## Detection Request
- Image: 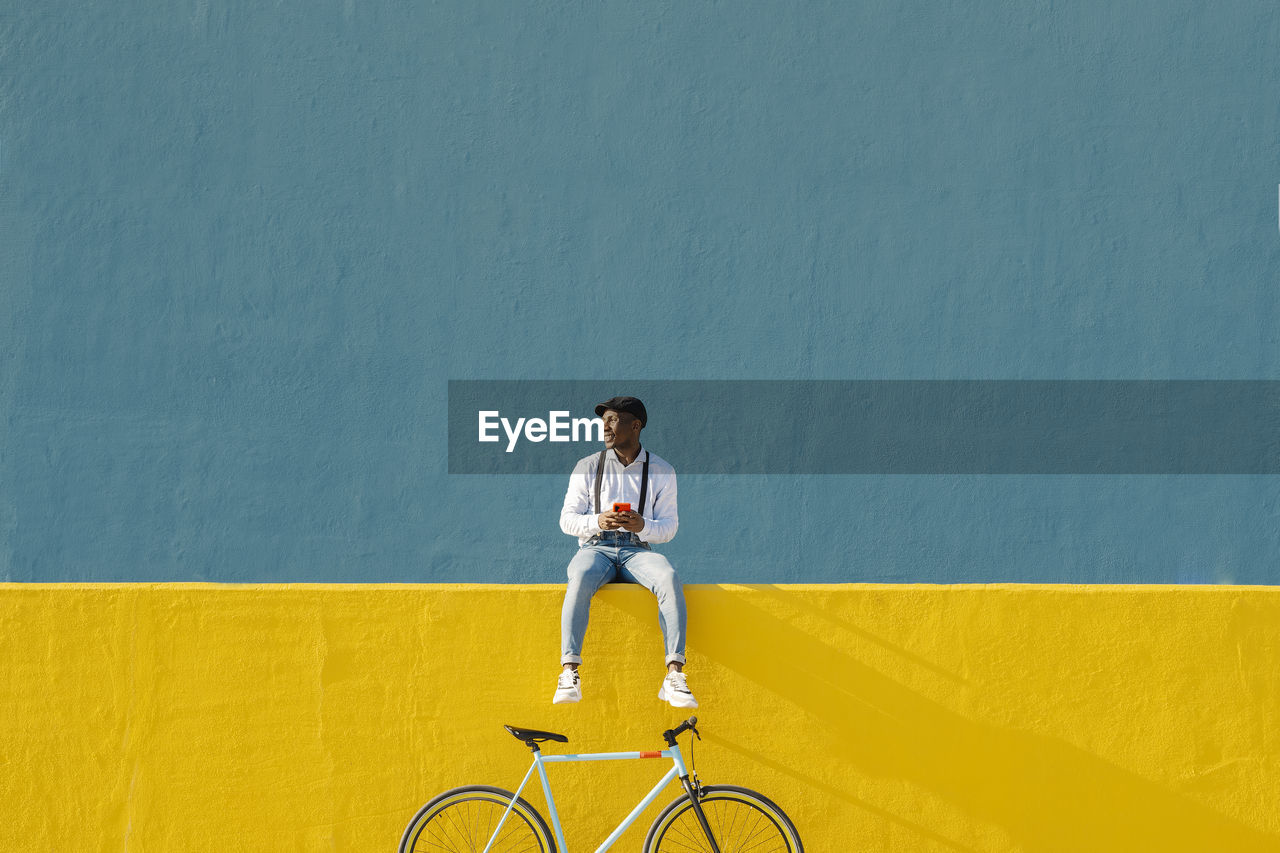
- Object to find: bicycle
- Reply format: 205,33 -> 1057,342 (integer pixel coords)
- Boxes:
398,716 -> 803,852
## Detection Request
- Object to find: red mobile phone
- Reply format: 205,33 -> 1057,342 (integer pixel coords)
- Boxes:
612,502 -> 631,513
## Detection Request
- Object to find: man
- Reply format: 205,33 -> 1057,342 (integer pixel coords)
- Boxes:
553,396 -> 697,709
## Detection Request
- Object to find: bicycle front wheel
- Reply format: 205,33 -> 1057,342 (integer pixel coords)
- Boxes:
644,785 -> 803,853
398,784 -> 557,853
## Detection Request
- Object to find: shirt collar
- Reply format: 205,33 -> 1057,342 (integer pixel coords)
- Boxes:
609,445 -> 646,468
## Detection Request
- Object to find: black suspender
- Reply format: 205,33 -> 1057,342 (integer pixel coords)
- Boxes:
593,449 -> 607,514
637,451 -> 650,516
593,449 -> 651,516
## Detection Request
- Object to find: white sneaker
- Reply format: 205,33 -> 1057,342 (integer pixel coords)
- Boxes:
553,669 -> 581,704
658,671 -> 698,709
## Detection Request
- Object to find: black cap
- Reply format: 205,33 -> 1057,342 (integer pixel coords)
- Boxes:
594,396 -> 647,427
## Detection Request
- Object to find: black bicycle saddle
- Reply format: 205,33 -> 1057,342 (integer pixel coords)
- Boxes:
504,725 -> 569,745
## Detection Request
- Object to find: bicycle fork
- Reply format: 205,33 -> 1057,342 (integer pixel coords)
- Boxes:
678,772 -> 722,853
662,719 -> 722,853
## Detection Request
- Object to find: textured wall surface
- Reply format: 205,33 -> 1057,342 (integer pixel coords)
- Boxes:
2,584 -> 1278,852
6,4 -> 1280,850
4,2 -> 1279,583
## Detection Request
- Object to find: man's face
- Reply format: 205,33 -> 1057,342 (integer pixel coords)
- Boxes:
601,409 -> 641,448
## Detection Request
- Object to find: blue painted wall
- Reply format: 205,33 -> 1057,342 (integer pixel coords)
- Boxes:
4,2 -> 1278,582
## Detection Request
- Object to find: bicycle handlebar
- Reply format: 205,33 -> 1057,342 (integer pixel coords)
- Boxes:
662,716 -> 699,747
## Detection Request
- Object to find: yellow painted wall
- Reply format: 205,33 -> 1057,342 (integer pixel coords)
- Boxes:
2,584 -> 1278,852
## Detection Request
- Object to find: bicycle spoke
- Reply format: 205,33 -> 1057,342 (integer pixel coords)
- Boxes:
663,807 -> 714,852
482,799 -> 494,849
654,794 -> 795,853
407,793 -> 547,853
417,838 -> 460,853
725,798 -> 745,847
425,816 -> 461,852
735,808 -> 779,853
440,804 -> 471,849
426,819 -> 467,853
678,824 -> 711,850
731,801 -> 762,849
482,803 -> 510,851
662,830 -> 712,853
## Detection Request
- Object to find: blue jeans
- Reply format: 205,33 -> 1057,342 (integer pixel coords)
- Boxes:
560,531 -> 687,667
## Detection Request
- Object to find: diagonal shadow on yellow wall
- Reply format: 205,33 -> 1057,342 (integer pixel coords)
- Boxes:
603,584 -> 1280,853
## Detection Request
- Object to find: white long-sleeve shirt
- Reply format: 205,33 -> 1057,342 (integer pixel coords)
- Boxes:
559,447 -> 678,545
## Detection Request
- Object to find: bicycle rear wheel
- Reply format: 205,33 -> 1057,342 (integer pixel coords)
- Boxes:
643,785 -> 803,853
398,784 -> 556,853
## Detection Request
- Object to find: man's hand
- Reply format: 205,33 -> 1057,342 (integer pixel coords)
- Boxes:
617,511 -> 645,532
598,511 -> 645,532
598,511 -> 626,530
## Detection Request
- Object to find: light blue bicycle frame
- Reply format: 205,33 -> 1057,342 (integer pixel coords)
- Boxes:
481,742 -> 692,853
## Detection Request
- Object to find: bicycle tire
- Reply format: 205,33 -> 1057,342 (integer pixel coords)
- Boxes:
398,784 -> 557,853
643,784 -> 803,853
